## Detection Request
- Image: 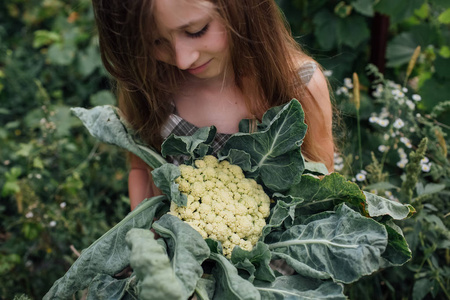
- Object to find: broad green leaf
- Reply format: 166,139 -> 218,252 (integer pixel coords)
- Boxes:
126,228 -> 183,300
416,183 -> 446,196
43,196 -> 167,300
351,0 -> 375,17
89,90 -> 116,106
261,196 -> 305,240
50,105 -> 79,138
221,99 -> 307,192
153,214 -> 210,298
218,149 -> 254,172
364,192 -> 414,220
364,181 -> 399,191
231,242 -> 275,283
386,32 -> 418,67
313,9 -> 339,50
438,8 -> 450,24
195,277 -> 216,300
161,126 -> 216,162
86,274 -> 137,300
379,221 -> 412,267
412,278 -> 434,300
288,173 -> 366,215
375,0 -> 423,23
33,30 -> 61,48
47,42 -> 76,65
304,161 -> 329,175
254,275 -> 345,299
71,106 -> 166,170
209,252 -> 261,300
151,164 -> 187,206
268,204 -> 388,284
77,43 -> 102,77
338,15 -> 370,48
206,238 -> 223,255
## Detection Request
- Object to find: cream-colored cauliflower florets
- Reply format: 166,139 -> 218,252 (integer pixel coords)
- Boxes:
169,155 -> 271,258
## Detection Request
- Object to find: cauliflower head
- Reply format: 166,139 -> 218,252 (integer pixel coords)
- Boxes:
169,155 -> 271,257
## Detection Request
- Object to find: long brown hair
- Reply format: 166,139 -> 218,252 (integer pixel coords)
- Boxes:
92,0 -> 333,163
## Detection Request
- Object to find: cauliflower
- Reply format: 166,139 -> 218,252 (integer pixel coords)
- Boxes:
169,155 -> 271,258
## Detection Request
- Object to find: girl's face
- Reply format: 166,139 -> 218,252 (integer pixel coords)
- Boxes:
153,0 -> 231,80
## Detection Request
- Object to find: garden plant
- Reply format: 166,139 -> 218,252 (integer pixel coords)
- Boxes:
0,0 -> 449,299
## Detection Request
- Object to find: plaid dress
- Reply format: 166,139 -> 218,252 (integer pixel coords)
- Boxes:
161,62 -> 317,168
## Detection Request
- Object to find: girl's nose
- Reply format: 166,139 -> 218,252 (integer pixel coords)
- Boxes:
173,39 -> 199,70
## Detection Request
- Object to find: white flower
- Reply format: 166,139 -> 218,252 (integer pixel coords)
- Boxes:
49,221 -> 57,227
334,164 -> 344,171
412,94 -> 422,101
378,145 -> 388,152
402,87 -> 408,93
409,127 -> 415,133
370,189 -> 378,195
392,89 -> 405,98
406,100 -> 415,110
35,174 -> 42,179
26,212 -> 34,218
369,116 -> 379,123
421,163 -> 431,172
344,78 -> 353,89
400,137 -> 412,148
416,113 -> 421,118
372,85 -> 384,98
60,202 -> 67,209
356,173 -> 366,182
383,134 -> 390,141
385,191 -> 393,197
377,119 -> 389,127
380,107 -> 389,119
421,157 -> 429,164
397,159 -> 408,169
323,70 -> 333,77
393,118 -> 405,129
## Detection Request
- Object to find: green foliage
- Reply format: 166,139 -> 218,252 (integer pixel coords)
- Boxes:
335,64 -> 450,299
45,100 -> 413,299
0,1 -> 129,299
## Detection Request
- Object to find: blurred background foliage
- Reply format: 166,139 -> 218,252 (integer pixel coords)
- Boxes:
0,0 -> 449,299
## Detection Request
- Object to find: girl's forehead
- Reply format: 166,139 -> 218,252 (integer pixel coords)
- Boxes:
153,0 -> 214,32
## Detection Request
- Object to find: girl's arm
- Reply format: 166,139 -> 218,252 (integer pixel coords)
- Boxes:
305,68 -> 335,173
128,154 -> 162,211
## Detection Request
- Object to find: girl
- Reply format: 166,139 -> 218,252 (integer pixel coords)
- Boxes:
92,0 -> 335,211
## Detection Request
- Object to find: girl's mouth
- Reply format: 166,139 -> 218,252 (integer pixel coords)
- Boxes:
187,59 -> 212,75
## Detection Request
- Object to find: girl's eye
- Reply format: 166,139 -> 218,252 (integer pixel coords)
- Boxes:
186,24 -> 209,38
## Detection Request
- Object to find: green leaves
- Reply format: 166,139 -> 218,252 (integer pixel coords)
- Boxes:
254,275 -> 345,299
71,106 -> 167,170
151,164 -> 187,206
161,126 -> 217,164
268,204 -> 388,284
126,228 -> 183,300
221,99 -> 307,192
43,196 -> 167,300
67,97 -> 416,299
209,252 -> 261,300
153,214 -> 210,298
364,191 -> 414,219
